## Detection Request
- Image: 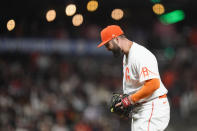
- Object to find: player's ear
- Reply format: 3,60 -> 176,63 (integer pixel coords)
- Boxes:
112,37 -> 118,44
114,37 -> 121,46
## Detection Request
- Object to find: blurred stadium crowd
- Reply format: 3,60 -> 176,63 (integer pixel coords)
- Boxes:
0,20 -> 197,131
1,0 -> 197,131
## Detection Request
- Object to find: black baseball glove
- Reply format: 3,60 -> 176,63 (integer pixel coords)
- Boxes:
110,93 -> 132,118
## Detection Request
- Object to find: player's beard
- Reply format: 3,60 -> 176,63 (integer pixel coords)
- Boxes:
111,42 -> 123,58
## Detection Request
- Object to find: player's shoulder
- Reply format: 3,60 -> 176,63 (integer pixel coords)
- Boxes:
131,42 -> 152,55
130,42 -> 156,60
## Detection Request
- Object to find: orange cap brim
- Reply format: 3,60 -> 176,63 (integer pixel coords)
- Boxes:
97,39 -> 111,48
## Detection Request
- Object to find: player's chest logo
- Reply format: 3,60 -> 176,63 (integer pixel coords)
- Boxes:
125,67 -> 130,82
124,66 -> 139,87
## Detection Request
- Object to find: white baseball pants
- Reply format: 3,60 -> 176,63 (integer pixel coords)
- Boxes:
131,97 -> 170,131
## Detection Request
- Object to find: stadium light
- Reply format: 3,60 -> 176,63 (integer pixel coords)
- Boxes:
46,9 -> 56,22
7,19 -> 15,31
152,3 -> 165,15
111,9 -> 124,21
87,0 -> 98,12
159,10 -> 185,25
72,14 -> 83,26
65,4 -> 77,16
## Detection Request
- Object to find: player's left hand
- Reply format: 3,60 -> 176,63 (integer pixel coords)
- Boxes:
110,93 -> 133,118
115,95 -> 132,108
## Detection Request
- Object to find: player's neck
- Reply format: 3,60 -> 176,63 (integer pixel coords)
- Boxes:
124,40 -> 133,56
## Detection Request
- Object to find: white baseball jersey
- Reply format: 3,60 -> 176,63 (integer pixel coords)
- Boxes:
123,42 -> 168,103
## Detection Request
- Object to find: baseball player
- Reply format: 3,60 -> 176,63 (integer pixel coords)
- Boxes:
97,25 -> 170,131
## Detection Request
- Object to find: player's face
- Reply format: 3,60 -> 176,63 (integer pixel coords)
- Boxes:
105,39 -> 122,57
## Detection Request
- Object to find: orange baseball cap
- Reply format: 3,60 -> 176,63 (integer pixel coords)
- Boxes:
97,25 -> 124,48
